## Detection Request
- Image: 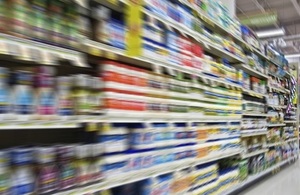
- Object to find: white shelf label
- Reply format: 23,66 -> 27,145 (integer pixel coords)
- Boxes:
0,40 -> 8,54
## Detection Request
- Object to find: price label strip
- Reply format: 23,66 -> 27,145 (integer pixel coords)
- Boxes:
0,39 -> 8,54
7,42 -> 20,56
29,48 -> 42,62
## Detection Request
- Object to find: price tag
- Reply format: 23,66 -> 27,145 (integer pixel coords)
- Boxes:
75,56 -> 88,67
105,51 -> 117,60
7,42 -> 20,56
168,68 -> 176,76
0,40 -> 8,54
90,47 -> 102,56
102,189 -> 112,195
47,52 -> 59,65
17,46 -> 30,61
168,122 -> 175,131
153,64 -> 162,74
191,74 -> 197,82
145,121 -> 152,129
108,0 -> 118,5
87,123 -> 98,132
28,48 -> 42,62
102,122 -> 111,132
187,121 -> 193,131
203,41 -> 210,49
18,121 -> 34,127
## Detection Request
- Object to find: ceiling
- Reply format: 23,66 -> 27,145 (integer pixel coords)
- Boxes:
236,0 -> 300,54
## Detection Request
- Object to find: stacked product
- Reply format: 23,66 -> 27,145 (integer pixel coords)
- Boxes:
100,122 -> 197,184
100,60 -> 242,117
246,54 -> 265,74
1,0 -> 80,48
0,66 -> 102,121
241,118 -> 267,137
241,71 -> 266,94
99,122 -> 241,185
240,26 -> 261,51
88,0 -> 244,62
0,144 -> 102,194
265,46 -> 288,69
243,101 -> 265,114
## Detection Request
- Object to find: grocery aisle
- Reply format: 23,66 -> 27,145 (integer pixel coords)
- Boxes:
239,160 -> 300,195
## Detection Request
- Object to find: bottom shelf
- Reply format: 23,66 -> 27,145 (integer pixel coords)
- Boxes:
221,157 -> 298,195
55,150 -> 241,195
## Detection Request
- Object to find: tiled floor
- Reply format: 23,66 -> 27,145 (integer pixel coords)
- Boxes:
239,160 -> 300,195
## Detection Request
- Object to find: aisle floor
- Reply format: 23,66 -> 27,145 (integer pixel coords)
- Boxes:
239,160 -> 300,195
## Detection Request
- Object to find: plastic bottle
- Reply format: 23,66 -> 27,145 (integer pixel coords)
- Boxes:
29,0 -> 48,41
36,66 -> 56,120
0,67 -> 11,121
72,74 -> 91,115
88,143 -> 102,184
56,145 -> 76,191
0,0 -> 8,34
10,148 -> 35,195
0,151 -> 10,195
75,145 -> 90,186
7,0 -> 30,38
12,70 -> 35,121
35,147 -> 58,194
57,76 -> 74,119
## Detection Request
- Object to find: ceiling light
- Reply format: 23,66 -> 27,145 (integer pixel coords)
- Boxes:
256,28 -> 285,38
285,54 -> 300,58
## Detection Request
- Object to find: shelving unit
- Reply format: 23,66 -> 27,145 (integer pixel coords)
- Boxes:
0,0 -> 297,195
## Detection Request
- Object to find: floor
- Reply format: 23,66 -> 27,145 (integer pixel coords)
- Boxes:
239,160 -> 300,195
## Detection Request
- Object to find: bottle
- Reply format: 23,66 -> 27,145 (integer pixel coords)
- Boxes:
0,151 -> 10,195
57,76 -> 74,120
10,148 -> 35,195
12,70 -> 35,121
75,145 -> 90,186
56,145 -> 76,190
7,0 -> 30,38
36,66 -> 56,120
35,147 -> 59,194
72,74 -> 91,116
0,67 -> 11,121
88,143 -> 102,184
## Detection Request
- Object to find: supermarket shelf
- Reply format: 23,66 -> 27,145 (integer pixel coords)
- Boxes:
268,86 -> 289,94
0,115 -> 242,129
83,39 -> 242,90
0,121 -> 80,130
268,123 -> 286,127
0,33 -> 87,67
241,149 -> 268,159
267,142 -> 282,147
284,120 -> 297,124
242,113 -> 269,117
240,129 -> 267,137
268,104 -> 285,110
236,64 -> 268,79
54,150 -> 241,195
178,0 -> 278,67
193,150 -> 241,166
223,158 -> 295,195
82,112 -> 242,123
242,89 -> 267,99
286,138 -> 298,143
142,9 -> 245,64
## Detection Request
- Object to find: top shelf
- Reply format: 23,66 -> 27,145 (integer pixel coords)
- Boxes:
82,0 -> 290,71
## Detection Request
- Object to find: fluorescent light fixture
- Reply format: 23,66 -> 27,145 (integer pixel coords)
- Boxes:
285,54 -> 300,58
256,28 -> 285,38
